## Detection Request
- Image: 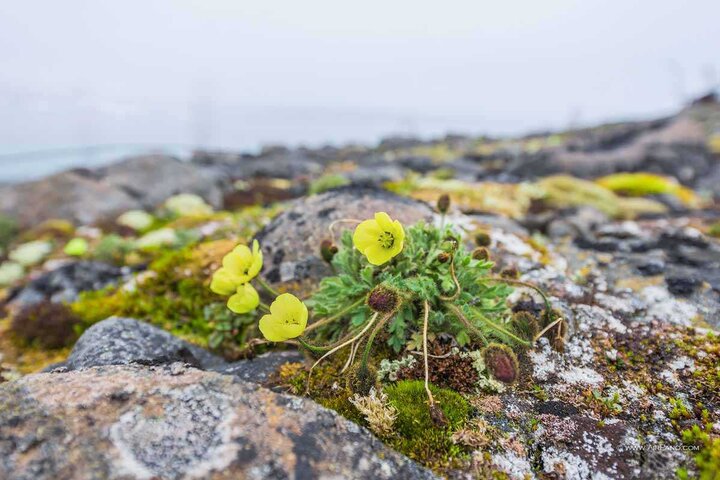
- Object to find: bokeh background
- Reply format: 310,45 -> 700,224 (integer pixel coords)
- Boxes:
1,0 -> 719,181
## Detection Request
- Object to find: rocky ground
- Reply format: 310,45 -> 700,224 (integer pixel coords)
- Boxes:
1,96 -> 720,479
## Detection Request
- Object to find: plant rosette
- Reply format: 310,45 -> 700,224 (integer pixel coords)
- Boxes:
208,209 -> 564,410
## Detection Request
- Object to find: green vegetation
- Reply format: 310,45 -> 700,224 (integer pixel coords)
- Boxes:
383,380 -> 470,466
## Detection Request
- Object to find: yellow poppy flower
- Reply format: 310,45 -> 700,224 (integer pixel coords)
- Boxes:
259,293 -> 308,342
227,283 -> 260,314
209,240 -> 263,295
352,212 -> 405,266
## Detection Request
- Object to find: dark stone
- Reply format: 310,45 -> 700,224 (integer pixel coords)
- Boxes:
64,317 -> 225,371
7,261 -> 127,307
211,350 -> 304,384
255,186 -> 433,295
636,258 -> 666,276
536,400 -> 580,418
665,276 -> 702,296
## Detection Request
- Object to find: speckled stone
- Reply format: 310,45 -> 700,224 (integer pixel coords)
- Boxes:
255,186 -> 433,294
0,364 -> 437,480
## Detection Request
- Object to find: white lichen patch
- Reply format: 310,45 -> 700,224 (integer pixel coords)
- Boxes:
529,339 -> 558,382
558,367 -> 604,386
491,230 -> 541,261
541,447 -> 592,479
573,304 -> 627,334
639,286 -> 699,325
492,451 -> 535,479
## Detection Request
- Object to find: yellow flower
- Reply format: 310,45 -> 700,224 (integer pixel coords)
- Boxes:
352,212 -> 405,266
227,283 -> 260,314
210,240 -> 263,295
259,293 -> 308,342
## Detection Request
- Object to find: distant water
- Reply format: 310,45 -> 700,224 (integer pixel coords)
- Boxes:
0,104 -> 528,184
0,145 -> 194,184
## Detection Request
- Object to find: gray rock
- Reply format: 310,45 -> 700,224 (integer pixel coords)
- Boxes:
255,186 -> 433,293
8,261 -> 126,307
65,317 -> 226,371
0,364 -> 437,480
211,350 -> 304,383
99,155 -> 226,209
0,155 -> 225,227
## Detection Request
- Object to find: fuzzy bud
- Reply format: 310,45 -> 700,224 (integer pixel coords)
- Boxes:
437,194 -> 451,214
474,231 -> 491,247
500,266 -> 519,279
320,239 -> 338,263
367,285 -> 399,313
430,404 -> 449,427
471,247 -> 490,261
511,311 -> 540,342
482,343 -> 519,384
437,252 -> 451,263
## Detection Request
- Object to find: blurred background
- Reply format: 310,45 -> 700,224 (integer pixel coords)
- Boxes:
1,0 -> 719,182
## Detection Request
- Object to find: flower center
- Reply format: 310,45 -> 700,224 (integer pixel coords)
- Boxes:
378,231 -> 395,249
284,315 -> 299,326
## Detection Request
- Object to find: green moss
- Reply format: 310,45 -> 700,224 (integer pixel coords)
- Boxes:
309,174 -> 350,195
709,222 -> 720,238
383,380 -> 470,467
72,242 -> 232,349
680,423 -> 720,480
0,214 -> 18,252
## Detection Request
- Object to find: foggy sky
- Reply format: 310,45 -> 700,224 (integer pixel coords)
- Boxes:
1,0 -> 718,152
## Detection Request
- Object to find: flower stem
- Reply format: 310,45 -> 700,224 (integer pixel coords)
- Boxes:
296,337 -> 332,355
422,300 -> 436,408
359,311 -> 393,368
305,297 -> 365,333
256,277 -> 281,297
258,302 -> 271,313
484,276 -> 553,323
439,255 -> 461,301
470,307 -> 532,347
306,312 -> 379,394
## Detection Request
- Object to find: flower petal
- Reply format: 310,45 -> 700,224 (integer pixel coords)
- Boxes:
364,244 -> 395,266
210,268 -> 240,296
374,211 -> 395,231
259,314 -> 288,342
353,219 -> 382,252
227,283 -> 259,313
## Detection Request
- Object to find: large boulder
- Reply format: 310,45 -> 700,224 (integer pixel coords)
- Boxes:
0,155 -> 225,227
63,317 -> 226,371
255,186 -> 434,291
7,261 -> 127,307
0,364 -> 437,480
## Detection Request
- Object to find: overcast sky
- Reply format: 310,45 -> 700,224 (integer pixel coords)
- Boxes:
1,0 -> 718,153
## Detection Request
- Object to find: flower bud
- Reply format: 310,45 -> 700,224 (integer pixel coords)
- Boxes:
474,231 -> 491,247
511,311 -> 540,342
367,285 -> 399,313
437,252 -> 451,263
500,266 -> 519,279
472,247 -> 490,261
437,194 -> 451,214
320,239 -> 338,263
482,343 -> 519,384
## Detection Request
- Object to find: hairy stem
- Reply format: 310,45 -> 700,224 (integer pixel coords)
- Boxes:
305,297 -> 366,333
359,311 -> 393,368
256,277 -> 281,298
470,307 -> 533,347
422,300 -> 435,407
534,317 -> 563,342
439,255 -> 461,301
306,312 -> 379,394
446,303 -> 487,345
483,277 -> 553,322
